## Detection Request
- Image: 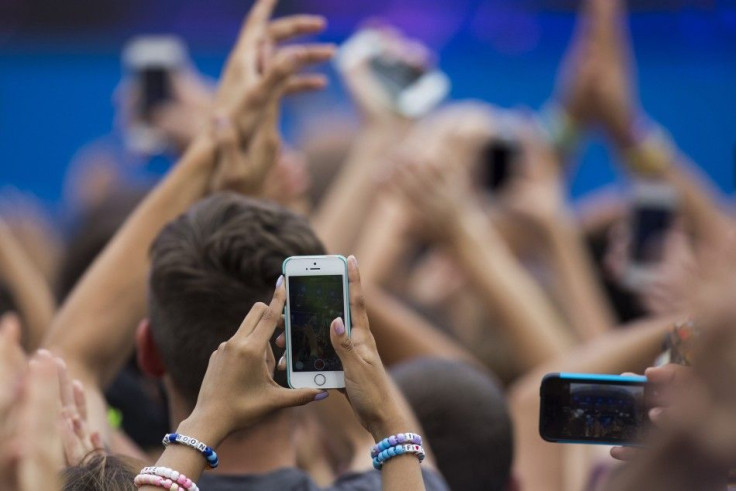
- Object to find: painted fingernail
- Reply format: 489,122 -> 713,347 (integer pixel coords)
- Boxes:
333,317 -> 345,336
348,255 -> 358,267
276,275 -> 284,288
314,391 -> 329,401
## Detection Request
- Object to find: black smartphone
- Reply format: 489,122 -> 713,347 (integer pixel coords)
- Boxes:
481,138 -> 520,192
539,373 -> 649,445
141,67 -> 171,119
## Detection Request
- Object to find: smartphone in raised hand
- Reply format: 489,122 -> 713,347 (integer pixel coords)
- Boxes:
122,35 -> 187,154
283,255 -> 350,389
625,180 -> 678,289
336,27 -> 449,118
539,373 -> 649,446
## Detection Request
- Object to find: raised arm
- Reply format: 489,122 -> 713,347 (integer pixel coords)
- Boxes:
503,129 -> 615,340
0,217 -> 56,351
393,154 -> 574,372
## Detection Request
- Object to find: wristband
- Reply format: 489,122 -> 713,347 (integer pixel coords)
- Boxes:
137,467 -> 199,491
537,102 -> 581,159
372,443 -> 426,470
162,433 -> 219,469
621,123 -> 675,177
371,432 -> 423,458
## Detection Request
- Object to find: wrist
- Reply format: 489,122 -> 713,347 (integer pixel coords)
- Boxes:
368,411 -> 414,443
177,408 -> 230,450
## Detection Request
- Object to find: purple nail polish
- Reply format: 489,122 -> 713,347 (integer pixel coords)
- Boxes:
333,317 -> 345,336
276,275 -> 284,288
314,391 -> 329,401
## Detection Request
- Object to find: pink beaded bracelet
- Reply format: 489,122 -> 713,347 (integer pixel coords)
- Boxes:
134,466 -> 199,491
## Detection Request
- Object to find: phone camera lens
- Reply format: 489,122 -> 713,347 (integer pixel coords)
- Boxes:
313,262 -> 316,265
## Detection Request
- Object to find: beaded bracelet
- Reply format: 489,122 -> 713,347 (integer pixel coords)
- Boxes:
136,467 -> 199,491
162,433 -> 219,469
372,443 -> 426,470
371,432 -> 423,458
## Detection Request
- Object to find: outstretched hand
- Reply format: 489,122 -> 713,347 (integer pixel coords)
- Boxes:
209,0 -> 334,194
555,0 -> 638,146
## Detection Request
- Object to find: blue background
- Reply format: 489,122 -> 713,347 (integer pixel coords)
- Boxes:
1,1 -> 735,208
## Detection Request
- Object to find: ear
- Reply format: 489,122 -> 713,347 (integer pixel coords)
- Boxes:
136,318 -> 166,377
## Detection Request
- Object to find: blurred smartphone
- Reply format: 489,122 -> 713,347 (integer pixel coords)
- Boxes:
122,36 -> 186,154
539,373 -> 649,445
480,138 -> 521,192
625,180 -> 678,288
336,28 -> 449,118
283,255 -> 350,389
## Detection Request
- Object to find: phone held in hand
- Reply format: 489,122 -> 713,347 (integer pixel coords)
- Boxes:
336,28 -> 450,118
122,35 -> 187,155
480,137 -> 521,193
625,180 -> 678,289
283,255 -> 350,389
539,373 -> 649,446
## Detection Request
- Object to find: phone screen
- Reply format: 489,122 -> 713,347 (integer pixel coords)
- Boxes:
540,376 -> 648,444
369,57 -> 424,99
631,205 -> 674,263
141,67 -> 171,118
481,139 -> 519,192
288,275 -> 344,372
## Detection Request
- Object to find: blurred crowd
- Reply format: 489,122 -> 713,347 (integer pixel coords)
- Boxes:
1,0 -> 736,490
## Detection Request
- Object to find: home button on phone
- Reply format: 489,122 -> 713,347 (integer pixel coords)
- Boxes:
314,374 -> 326,386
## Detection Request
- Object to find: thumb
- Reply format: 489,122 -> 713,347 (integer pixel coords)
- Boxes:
329,317 -> 354,364
276,387 -> 328,407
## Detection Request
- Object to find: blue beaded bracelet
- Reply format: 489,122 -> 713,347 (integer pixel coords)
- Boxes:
162,433 -> 219,469
372,443 -> 426,470
371,432 -> 422,458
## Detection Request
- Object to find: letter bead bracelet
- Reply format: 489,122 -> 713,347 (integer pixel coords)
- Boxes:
371,433 -> 425,470
162,433 -> 219,468
134,466 -> 199,490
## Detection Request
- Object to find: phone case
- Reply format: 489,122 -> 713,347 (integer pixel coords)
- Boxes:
282,255 -> 351,389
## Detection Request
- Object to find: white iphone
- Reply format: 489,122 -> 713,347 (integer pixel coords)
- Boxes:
283,255 -> 350,389
625,180 -> 678,289
335,28 -> 450,119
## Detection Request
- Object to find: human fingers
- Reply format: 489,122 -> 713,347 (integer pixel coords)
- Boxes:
268,15 -> 326,43
250,276 -> 287,345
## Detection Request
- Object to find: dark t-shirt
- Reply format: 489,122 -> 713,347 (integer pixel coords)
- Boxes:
198,467 -> 448,491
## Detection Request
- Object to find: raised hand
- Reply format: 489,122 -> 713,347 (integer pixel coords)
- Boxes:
209,0 -> 334,194
55,356 -> 104,466
328,256 -> 414,440
555,0 -> 638,146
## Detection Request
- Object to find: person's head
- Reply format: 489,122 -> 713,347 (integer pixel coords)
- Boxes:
139,193 -> 325,408
391,358 -> 515,491
62,454 -> 137,491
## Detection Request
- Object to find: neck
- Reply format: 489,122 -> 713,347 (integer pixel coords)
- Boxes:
169,391 -> 297,475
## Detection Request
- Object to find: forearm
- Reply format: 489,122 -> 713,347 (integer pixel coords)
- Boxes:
365,286 -> 481,368
452,209 -> 574,371
541,216 -> 615,340
0,222 -> 56,350
44,135 -> 216,388
313,124 -> 408,255
354,195 -> 414,286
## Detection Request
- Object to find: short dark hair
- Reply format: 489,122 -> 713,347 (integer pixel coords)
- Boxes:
391,358 -> 514,491
148,193 -> 325,404
63,454 -> 137,491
